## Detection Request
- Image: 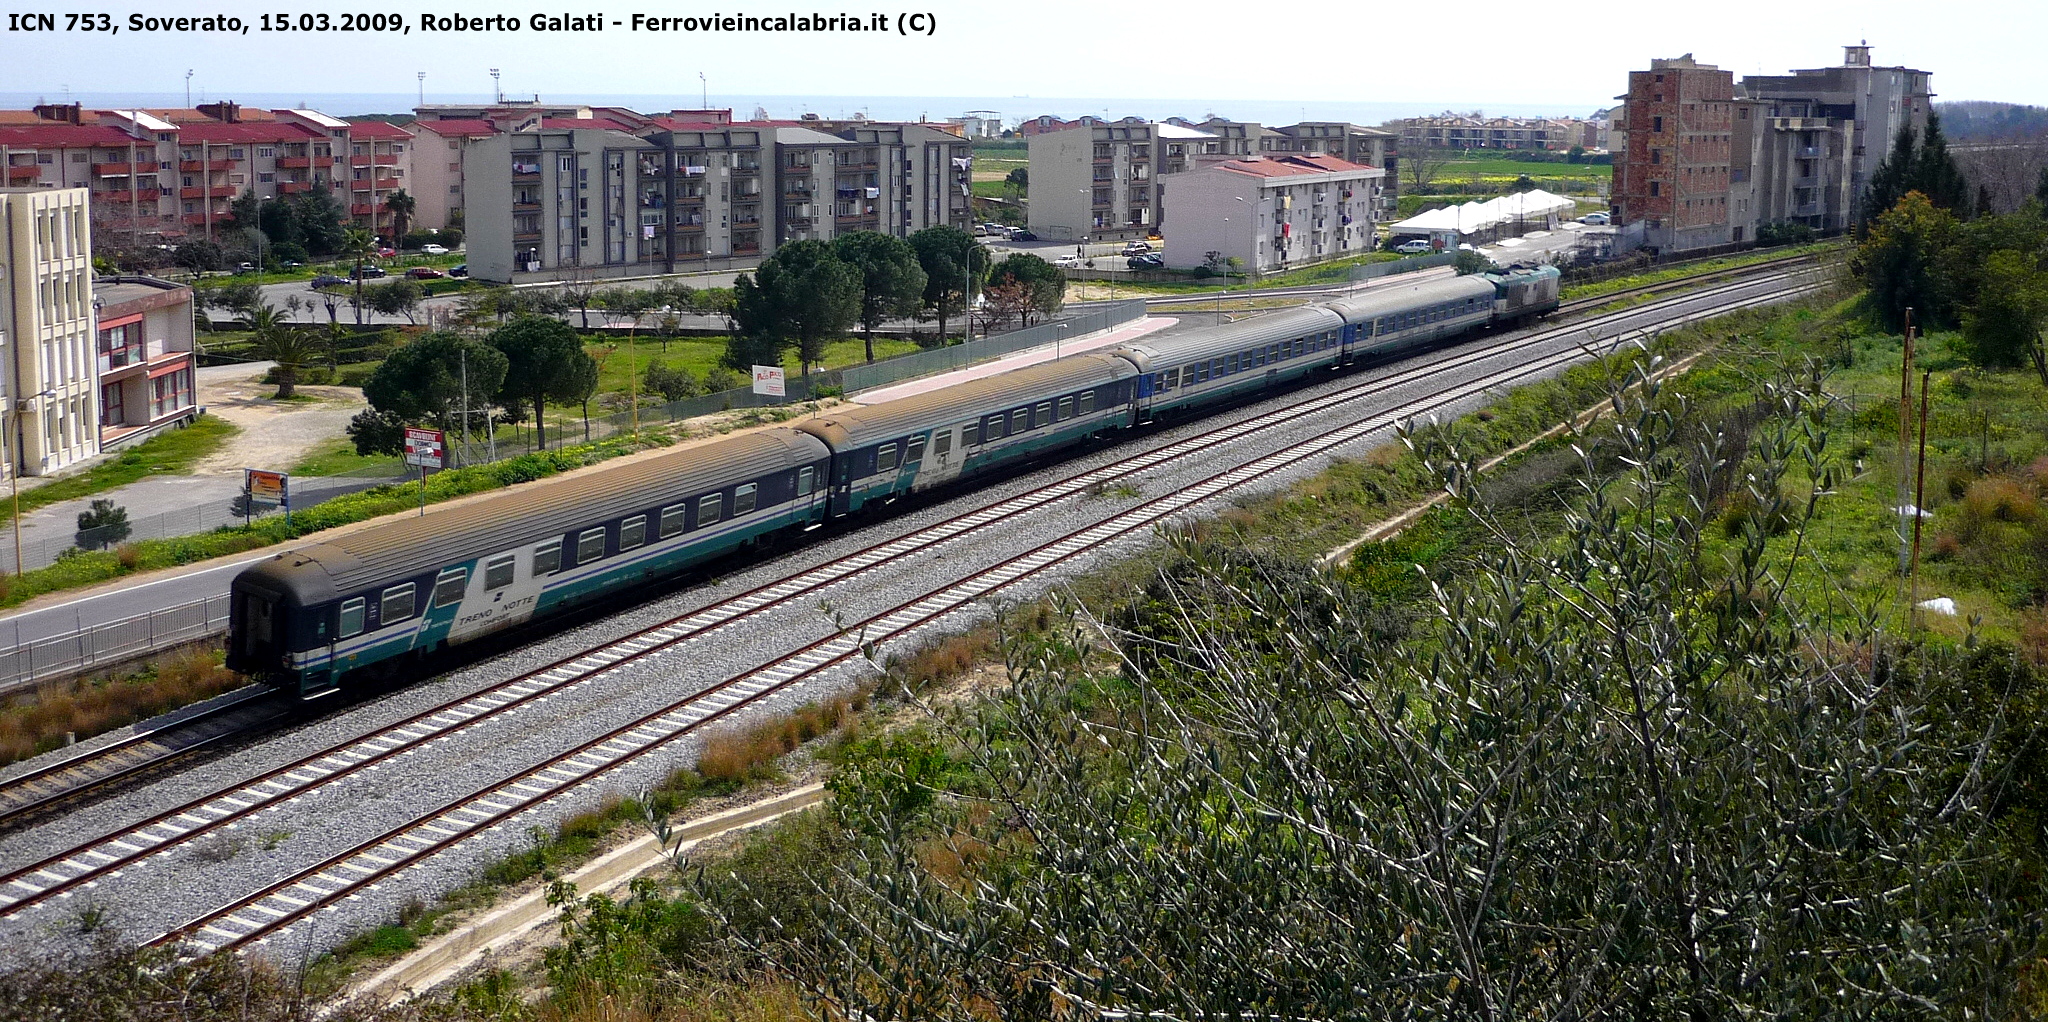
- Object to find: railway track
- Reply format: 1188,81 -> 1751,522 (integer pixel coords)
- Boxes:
0,689 -> 290,829
0,267 -> 1824,946
147,274 -> 1828,955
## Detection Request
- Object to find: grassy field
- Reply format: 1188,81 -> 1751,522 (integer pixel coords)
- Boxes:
583,334 -> 923,401
13,416 -> 238,514
290,437 -> 401,477
1563,242 -> 1848,303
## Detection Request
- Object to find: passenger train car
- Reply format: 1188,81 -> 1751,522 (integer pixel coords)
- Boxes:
230,265 -> 1559,697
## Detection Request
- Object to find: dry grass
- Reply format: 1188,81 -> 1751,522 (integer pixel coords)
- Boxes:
0,645 -> 243,766
696,687 -> 871,785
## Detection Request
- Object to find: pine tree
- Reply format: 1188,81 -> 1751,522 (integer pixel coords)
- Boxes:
1861,124 -> 1917,230
1911,112 -> 1972,213
2036,165 -> 2048,207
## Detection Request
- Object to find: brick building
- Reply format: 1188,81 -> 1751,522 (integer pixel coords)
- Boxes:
1613,55 -> 1739,252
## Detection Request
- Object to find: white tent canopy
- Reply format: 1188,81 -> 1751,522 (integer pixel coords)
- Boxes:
1389,189 -> 1577,238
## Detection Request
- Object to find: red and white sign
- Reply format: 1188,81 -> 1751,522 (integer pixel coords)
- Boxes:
404,427 -> 445,469
751,365 -> 785,398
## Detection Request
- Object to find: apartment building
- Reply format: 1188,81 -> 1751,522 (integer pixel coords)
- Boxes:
0,188 -> 99,478
1162,154 -> 1385,274
1613,55 -> 1739,252
1028,120 -> 1220,242
1266,122 -> 1400,205
93,276 -> 196,447
1739,44 -> 1933,218
1396,113 -> 1578,151
468,115 -> 975,283
410,120 -> 496,231
344,120 -> 416,239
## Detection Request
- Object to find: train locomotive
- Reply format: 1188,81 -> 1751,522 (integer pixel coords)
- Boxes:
230,265 -> 1559,697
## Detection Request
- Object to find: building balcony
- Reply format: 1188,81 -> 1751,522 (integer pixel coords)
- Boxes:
733,162 -> 762,174
783,188 -> 813,200
350,204 -> 382,217
180,159 -> 233,172
94,188 -> 160,204
673,221 -> 703,232
182,213 -> 214,225
349,154 -> 400,167
511,162 -> 542,178
732,246 -> 760,256
97,344 -> 148,375
93,161 -> 158,177
350,178 -> 401,191
278,181 -> 313,195
6,165 -> 40,180
514,230 -> 542,243
179,186 -> 235,199
277,156 -> 315,169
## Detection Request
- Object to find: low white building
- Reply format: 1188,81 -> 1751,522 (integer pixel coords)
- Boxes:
1161,154 -> 1384,274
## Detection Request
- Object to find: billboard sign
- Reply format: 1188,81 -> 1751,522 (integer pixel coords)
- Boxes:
404,427 -> 446,469
246,469 -> 288,507
751,365 -> 785,398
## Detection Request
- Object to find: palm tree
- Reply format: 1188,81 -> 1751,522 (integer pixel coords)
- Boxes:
246,303 -> 320,399
341,227 -> 373,325
383,189 -> 416,246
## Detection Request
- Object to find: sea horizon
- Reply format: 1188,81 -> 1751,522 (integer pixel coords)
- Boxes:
0,91 -> 1604,124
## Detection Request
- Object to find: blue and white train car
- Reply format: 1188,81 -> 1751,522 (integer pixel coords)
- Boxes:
1109,305 -> 1349,421
794,353 -> 1139,514
229,428 -> 832,698
1325,274 -> 1501,362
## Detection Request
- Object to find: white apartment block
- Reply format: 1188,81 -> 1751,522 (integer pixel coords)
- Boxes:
0,188 -> 99,478
1028,120 -> 1219,242
1162,155 -> 1386,275
468,116 -> 974,283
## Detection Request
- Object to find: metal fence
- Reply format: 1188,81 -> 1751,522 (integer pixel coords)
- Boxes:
1350,253 -> 1457,281
0,594 -> 230,697
447,300 -> 1151,462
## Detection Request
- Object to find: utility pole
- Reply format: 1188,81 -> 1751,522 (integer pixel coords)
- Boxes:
459,347 -> 469,467
1897,307 -> 1915,580
1909,370 -> 1931,628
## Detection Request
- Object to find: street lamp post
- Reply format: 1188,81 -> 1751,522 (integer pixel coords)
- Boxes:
10,389 -> 54,575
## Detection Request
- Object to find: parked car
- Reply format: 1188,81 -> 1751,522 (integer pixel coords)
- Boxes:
1008,230 -> 1037,241
375,246 -> 397,258
351,264 -> 388,279
310,274 -> 346,289
407,266 -> 446,279
1579,212 -> 1611,225
1123,240 -> 1154,255
1393,239 -> 1434,255
420,243 -> 449,255
1127,254 -> 1164,269
450,263 -> 468,278
1054,255 -> 1082,268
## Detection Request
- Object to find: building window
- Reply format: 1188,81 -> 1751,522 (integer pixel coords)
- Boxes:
1650,181 -> 1661,197
257,147 -> 275,158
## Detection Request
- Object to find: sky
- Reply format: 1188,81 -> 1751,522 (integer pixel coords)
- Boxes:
0,0 -> 2041,118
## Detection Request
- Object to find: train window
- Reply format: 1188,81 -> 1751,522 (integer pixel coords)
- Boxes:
620,515 -> 646,550
1210,357 -> 1223,378
905,436 -> 926,464
733,484 -> 758,515
381,583 -> 416,624
934,430 -> 953,456
1252,348 -> 1265,368
796,465 -> 817,495
484,555 -> 517,591
339,597 -> 366,638
533,541 -> 562,576
1078,390 -> 1096,415
962,420 -> 980,446
1057,396 -> 1073,420
984,414 -> 1004,440
431,567 -> 468,609
1010,409 -> 1029,433
1269,343 -> 1281,362
576,527 -> 607,564
1196,362 -> 1211,383
1035,401 -> 1053,425
660,505 -> 687,538
877,443 -> 900,473
698,493 -> 723,527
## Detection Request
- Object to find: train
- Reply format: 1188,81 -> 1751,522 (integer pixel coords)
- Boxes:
229,265 -> 1560,697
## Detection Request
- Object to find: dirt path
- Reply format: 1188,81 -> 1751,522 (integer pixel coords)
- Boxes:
193,363 -> 366,473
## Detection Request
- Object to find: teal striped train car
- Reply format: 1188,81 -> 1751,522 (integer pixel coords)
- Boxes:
231,429 -> 831,699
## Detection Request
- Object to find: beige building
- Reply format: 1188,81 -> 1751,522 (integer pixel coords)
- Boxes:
0,188 -> 100,478
409,119 -> 497,231
1162,154 -> 1385,274
93,276 -> 197,448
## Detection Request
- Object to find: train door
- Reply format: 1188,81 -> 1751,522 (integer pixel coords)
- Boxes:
234,590 -> 279,669
831,454 -> 855,515
795,463 -> 827,526
917,428 -> 967,490
448,550 -> 544,643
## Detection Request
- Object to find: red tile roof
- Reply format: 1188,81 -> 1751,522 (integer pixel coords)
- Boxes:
144,107 -> 278,123
346,121 -> 414,140
0,124 -> 144,147
541,117 -> 635,130
412,119 -> 498,138
177,122 -> 323,144
1212,153 -> 1374,178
